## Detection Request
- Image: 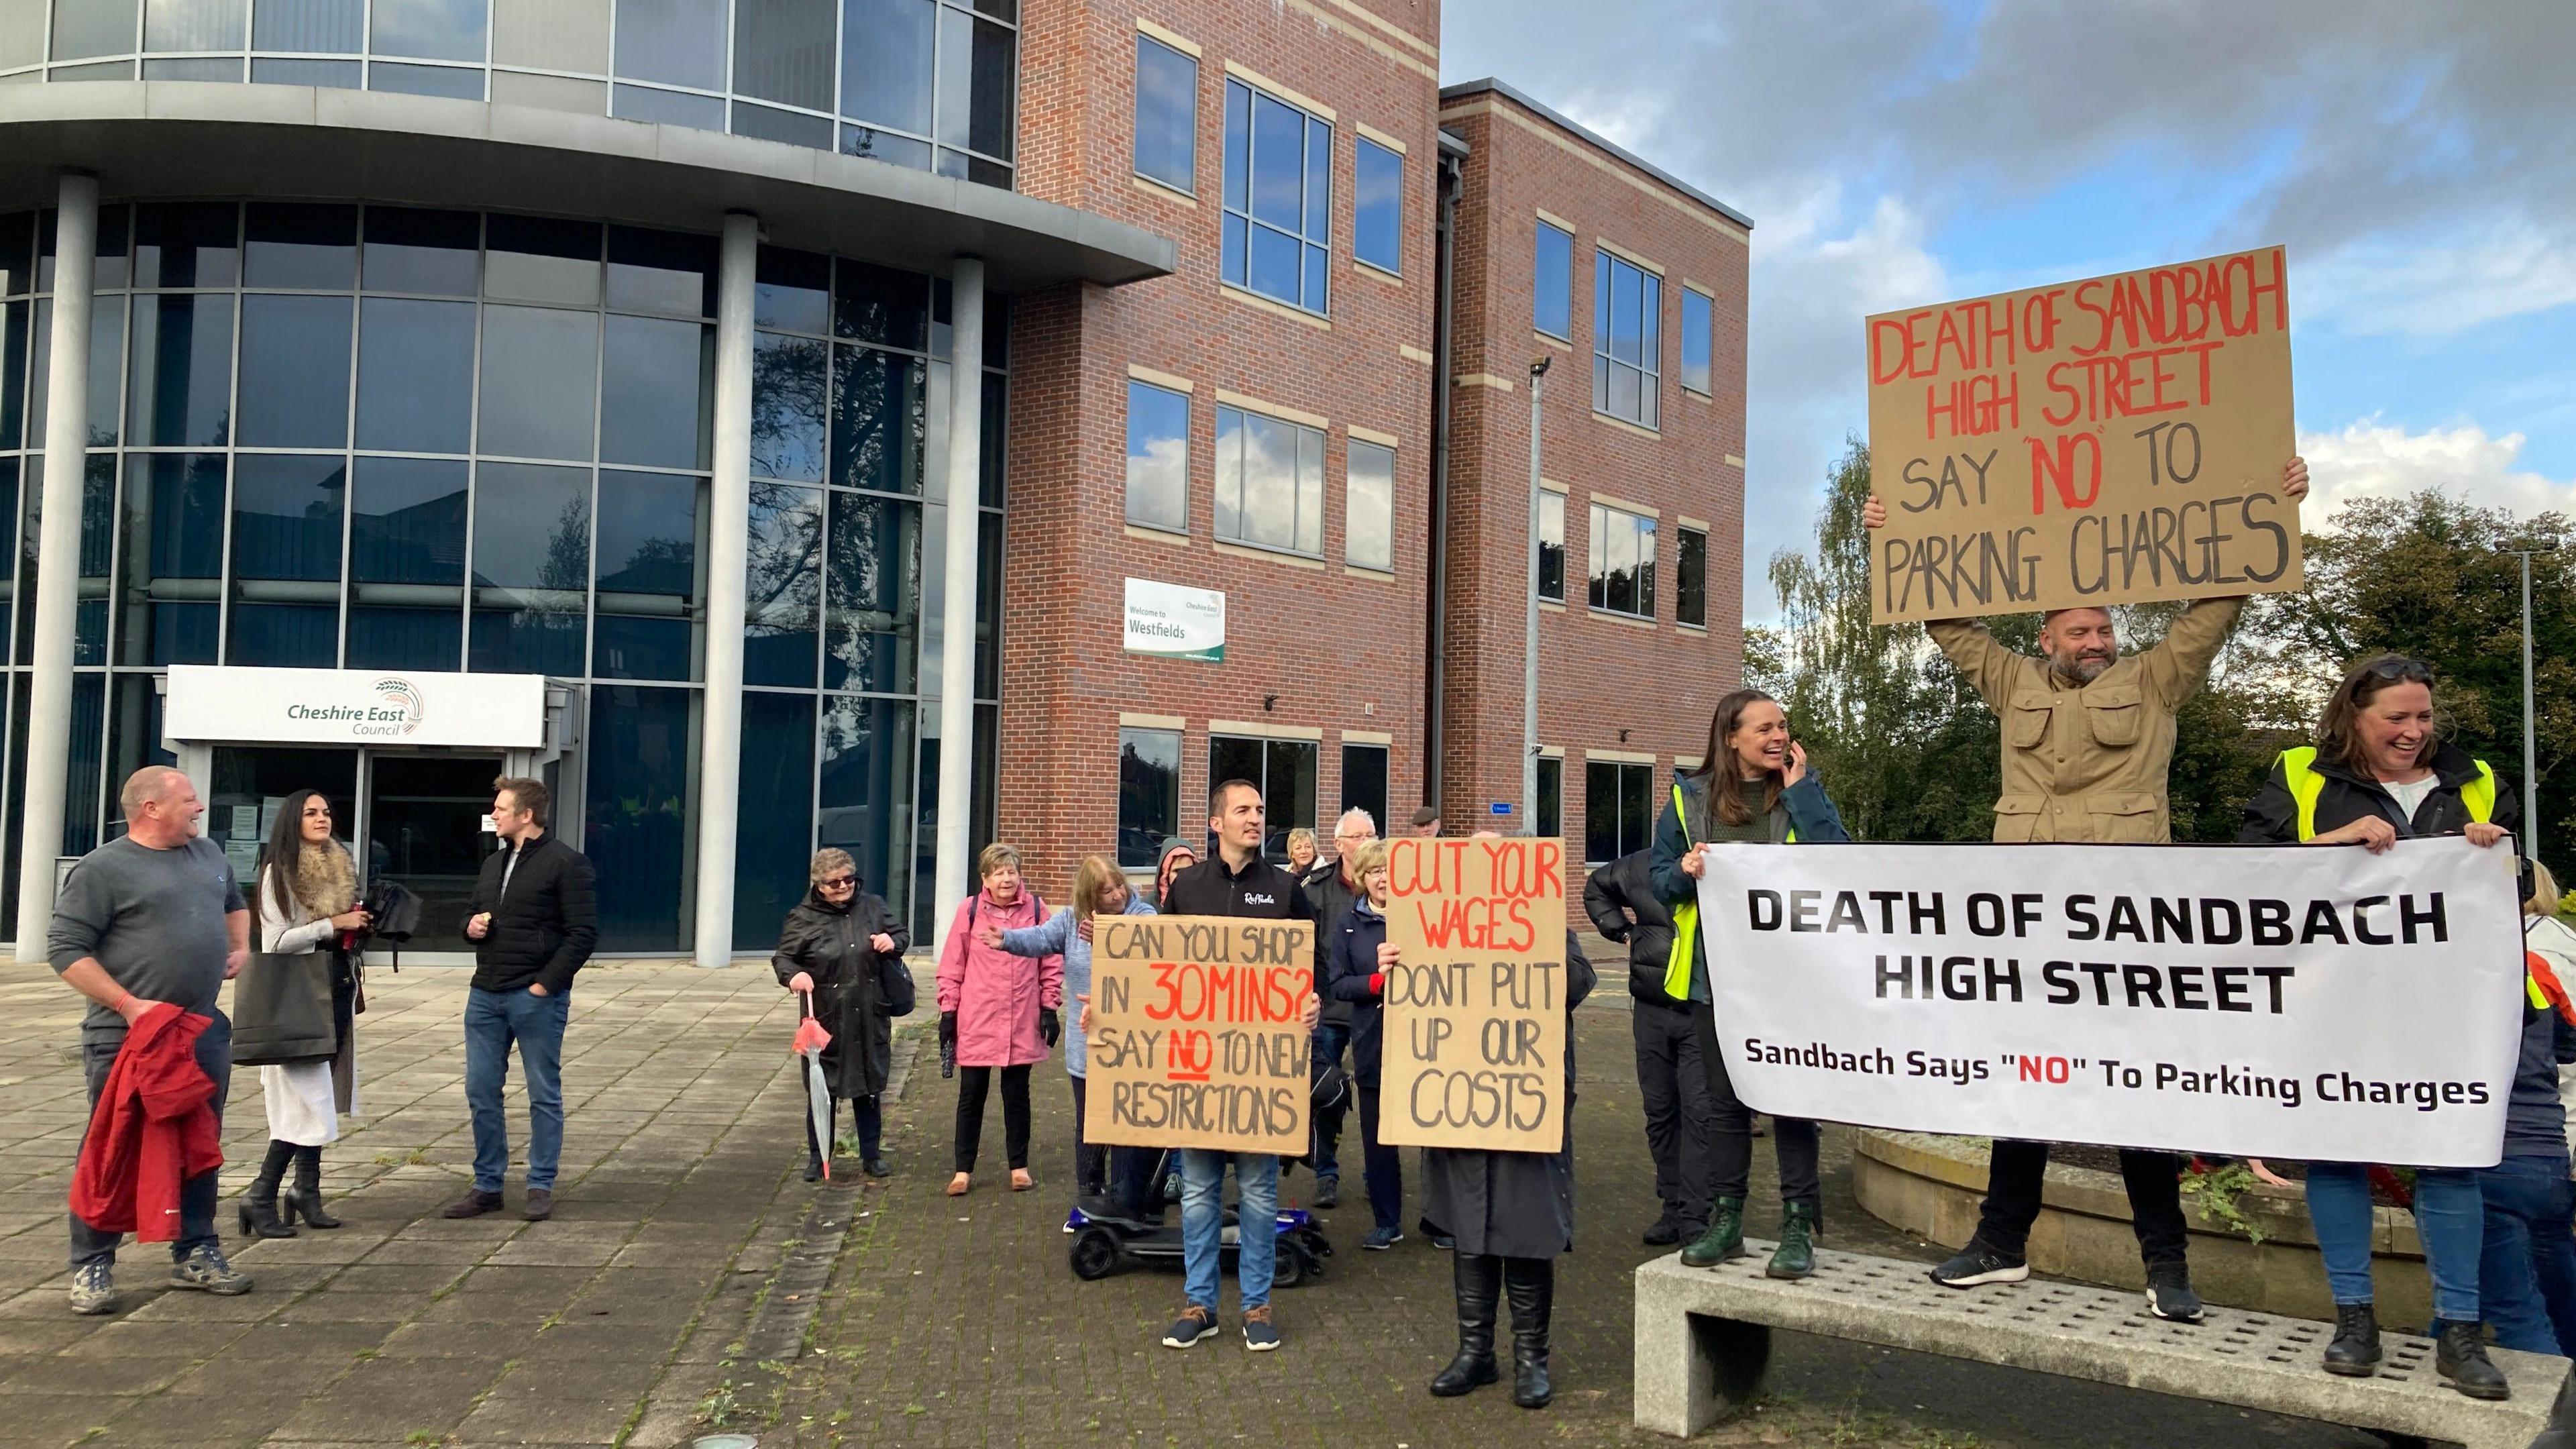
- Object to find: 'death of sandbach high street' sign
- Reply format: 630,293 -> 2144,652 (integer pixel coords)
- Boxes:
1865,247 -> 2301,625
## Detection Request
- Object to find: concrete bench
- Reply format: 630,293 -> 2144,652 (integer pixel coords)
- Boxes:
1635,1242 -> 2573,1449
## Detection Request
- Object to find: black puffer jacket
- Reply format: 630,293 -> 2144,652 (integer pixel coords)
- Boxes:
773,883 -> 911,1099
464,833 -> 598,996
1582,849 -> 1680,1007
1304,858 -> 1361,1027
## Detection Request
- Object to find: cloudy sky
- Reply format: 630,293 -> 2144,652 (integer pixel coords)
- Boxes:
1439,0 -> 2576,616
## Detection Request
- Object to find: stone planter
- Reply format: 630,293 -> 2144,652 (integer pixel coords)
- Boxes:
1851,1130 -> 2432,1325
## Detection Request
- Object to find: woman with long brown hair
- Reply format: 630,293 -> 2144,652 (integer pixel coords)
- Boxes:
238,789 -> 370,1237
1650,688 -> 1851,1279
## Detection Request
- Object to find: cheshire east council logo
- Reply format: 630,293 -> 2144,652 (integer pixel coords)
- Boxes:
372,677 -> 425,737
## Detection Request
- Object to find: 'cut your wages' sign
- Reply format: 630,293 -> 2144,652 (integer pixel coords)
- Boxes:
1379,837 -> 1569,1154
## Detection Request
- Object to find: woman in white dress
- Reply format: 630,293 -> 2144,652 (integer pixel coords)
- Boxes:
239,790 -> 370,1238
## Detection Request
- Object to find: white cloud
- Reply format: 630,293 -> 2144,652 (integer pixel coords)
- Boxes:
2300,219 -> 2576,339
2298,417 -> 2576,521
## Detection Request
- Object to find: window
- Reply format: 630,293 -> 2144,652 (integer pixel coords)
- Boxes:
1125,379 -> 1188,532
1585,759 -> 1653,865
1681,286 -> 1713,396
1340,743 -> 1387,833
1210,735 -> 1318,861
1213,404 -> 1323,557
1118,726 -> 1181,867
1537,490 -> 1564,602
1678,526 -> 1707,629
1354,137 -> 1401,274
1534,221 -> 1572,340
1588,502 -> 1655,618
1344,438 -> 1393,572
1536,755 -> 1560,839
1593,250 -> 1660,428
1132,32 -> 1196,193
1222,77 -> 1331,315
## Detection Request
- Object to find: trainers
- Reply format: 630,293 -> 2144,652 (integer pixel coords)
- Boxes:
1241,1304 -> 1280,1352
2144,1260 -> 2204,1323
1929,1244 -> 2028,1289
1162,1304 -> 1219,1349
168,1243 -> 253,1296
1419,1216 -> 1456,1250
1313,1175 -> 1339,1210
1362,1226 -> 1404,1250
68,1261 -> 116,1316
441,1188 -> 504,1219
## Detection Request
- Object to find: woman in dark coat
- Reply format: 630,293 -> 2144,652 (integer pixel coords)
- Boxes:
1407,844 -> 1597,1411
774,849 -> 912,1181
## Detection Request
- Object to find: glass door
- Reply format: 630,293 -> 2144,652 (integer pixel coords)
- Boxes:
364,753 -> 504,955
207,747 -> 360,897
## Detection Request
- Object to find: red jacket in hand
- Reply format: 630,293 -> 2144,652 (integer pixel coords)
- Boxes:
70,1004 -> 223,1241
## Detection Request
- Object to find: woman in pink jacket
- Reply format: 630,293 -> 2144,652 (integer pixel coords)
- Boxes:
937,843 -> 1062,1195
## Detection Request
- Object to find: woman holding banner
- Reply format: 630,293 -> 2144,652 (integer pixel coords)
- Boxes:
1654,689 -> 1853,1281
2239,653 -> 2517,1399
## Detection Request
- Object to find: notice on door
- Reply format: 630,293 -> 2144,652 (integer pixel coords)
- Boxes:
1084,915 -> 1314,1154
1865,247 -> 2300,623
1378,836 -> 1570,1153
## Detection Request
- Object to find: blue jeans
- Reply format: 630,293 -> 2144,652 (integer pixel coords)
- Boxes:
1310,1022 -> 1350,1179
70,1011 -> 231,1267
464,986 -> 569,1193
2307,1162 -> 2481,1322
2477,1153 -> 2576,1356
1181,1149 -> 1279,1312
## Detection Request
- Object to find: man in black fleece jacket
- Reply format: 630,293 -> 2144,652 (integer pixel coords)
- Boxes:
445,777 -> 596,1222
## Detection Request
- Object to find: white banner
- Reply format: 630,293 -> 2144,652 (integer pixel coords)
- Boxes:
1695,837 -> 2526,1167
165,666 -> 547,749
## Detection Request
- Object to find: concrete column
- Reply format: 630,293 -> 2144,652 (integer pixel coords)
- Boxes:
15,175 -> 97,963
931,258 -> 985,957
690,211 -> 758,967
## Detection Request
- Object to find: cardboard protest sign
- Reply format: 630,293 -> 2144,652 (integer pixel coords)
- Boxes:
1379,837 -> 1570,1152
1865,247 -> 2300,623
1083,915 -> 1313,1155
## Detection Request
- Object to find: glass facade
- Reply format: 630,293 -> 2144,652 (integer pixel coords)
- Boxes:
0,203 -> 1005,954
11,0 -> 1020,189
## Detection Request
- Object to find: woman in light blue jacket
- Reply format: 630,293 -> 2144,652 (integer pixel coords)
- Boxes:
989,853 -> 1154,1210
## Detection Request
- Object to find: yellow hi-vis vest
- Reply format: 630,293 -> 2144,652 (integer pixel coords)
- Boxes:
1662,782 -> 1795,1001
2271,746 -> 2524,1002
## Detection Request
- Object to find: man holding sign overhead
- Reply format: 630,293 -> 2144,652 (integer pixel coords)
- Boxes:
1862,254 -> 2312,1317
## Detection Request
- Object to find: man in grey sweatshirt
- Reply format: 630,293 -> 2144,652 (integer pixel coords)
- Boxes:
50,767 -> 253,1315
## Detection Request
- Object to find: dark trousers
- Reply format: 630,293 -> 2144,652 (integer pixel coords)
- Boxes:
953,1063 -> 1031,1173
1353,1083 -> 1403,1232
1110,1144 -> 1163,1218
1633,999 -> 1718,1230
1974,1139 -> 2188,1266
1310,1022 -> 1350,1178
71,1012 -> 232,1268
1694,1000 -> 1819,1212
1069,1075 -> 1108,1193
805,1093 -> 883,1164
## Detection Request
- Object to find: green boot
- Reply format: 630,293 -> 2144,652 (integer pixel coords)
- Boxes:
1766,1202 -> 1819,1280
1679,1197 -> 1747,1267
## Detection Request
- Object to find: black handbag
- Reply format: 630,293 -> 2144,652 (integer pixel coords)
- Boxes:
877,953 -> 918,1018
230,949 -> 339,1065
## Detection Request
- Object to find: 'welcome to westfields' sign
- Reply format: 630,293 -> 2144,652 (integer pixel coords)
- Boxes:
1695,837 -> 2525,1168
165,667 -> 547,749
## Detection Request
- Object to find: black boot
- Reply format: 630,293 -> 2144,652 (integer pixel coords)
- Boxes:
1428,1252 -> 1501,1396
2320,1303 -> 2379,1377
235,1140 -> 297,1240
2435,1319 -> 2510,1401
284,1146 -> 341,1229
1503,1256 -> 1555,1409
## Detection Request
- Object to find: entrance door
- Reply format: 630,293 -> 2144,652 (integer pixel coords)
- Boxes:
207,747 -> 360,898
366,754 -> 504,955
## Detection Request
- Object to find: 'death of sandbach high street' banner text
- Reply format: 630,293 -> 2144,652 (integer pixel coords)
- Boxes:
1694,837 -> 2526,1168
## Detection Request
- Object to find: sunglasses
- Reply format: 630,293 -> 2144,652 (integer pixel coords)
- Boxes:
2361,656 -> 2435,685
819,876 -> 857,890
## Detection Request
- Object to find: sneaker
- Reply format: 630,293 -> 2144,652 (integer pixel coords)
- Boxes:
1362,1226 -> 1404,1250
168,1243 -> 252,1296
2145,1260 -> 2204,1323
1241,1304 -> 1280,1351
1313,1175 -> 1339,1210
68,1261 -> 117,1316
1929,1244 -> 2027,1289
1162,1304 -> 1219,1349
1419,1216 -> 1456,1250
441,1188 -> 504,1219
521,1188 -> 553,1222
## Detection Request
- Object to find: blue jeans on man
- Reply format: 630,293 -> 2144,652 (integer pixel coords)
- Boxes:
2477,1152 -> 2576,1355
70,1012 -> 231,1268
464,986 -> 568,1193
1181,1150 -> 1279,1311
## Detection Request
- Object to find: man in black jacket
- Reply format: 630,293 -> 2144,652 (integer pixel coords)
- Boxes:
445,777 -> 597,1222
1584,848 -> 1716,1247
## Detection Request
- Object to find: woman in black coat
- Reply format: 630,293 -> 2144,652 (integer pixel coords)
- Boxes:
774,849 -> 912,1181
1323,840 -> 1403,1248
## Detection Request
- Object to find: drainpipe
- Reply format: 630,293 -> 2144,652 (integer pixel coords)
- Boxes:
1424,136 -> 1466,816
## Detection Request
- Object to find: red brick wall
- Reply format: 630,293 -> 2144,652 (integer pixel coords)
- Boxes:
999,0 -> 1444,900
1434,86 -> 1751,894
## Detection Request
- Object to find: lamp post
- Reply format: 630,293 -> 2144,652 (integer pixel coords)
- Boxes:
2509,542 -> 2559,835
1524,356 -> 1550,828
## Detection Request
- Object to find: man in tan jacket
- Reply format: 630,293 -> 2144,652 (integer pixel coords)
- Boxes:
1861,456 -> 2308,1322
